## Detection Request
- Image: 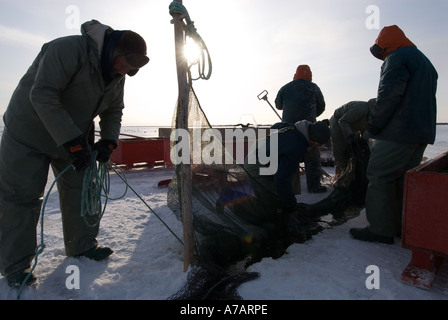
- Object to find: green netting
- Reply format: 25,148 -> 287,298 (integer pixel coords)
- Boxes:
166,3 -> 369,297
166,87 -> 318,299
166,86 -> 370,299
168,87 -> 296,267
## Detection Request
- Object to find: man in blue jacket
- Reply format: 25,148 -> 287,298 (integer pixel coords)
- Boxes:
244,120 -> 330,235
350,25 -> 438,244
275,65 -> 327,193
196,120 -> 331,268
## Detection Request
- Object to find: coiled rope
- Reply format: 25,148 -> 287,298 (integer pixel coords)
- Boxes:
17,153 -> 182,299
169,1 -> 212,81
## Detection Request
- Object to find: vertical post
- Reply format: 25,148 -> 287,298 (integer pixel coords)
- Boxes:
171,0 -> 195,271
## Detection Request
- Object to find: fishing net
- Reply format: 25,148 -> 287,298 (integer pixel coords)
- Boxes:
166,86 -> 370,299
167,2 -> 328,299
165,2 -> 372,299
168,263 -> 260,300
166,88 -> 373,300
167,87 -> 316,299
168,85 -> 318,258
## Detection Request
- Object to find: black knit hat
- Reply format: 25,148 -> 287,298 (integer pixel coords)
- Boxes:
116,31 -> 150,75
308,121 -> 331,144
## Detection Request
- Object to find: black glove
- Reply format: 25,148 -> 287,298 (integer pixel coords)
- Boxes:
63,136 -> 92,171
93,139 -> 117,163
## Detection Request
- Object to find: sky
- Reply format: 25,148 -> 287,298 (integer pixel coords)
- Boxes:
0,0 -> 447,126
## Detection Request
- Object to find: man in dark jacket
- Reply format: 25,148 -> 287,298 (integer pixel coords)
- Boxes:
244,120 -> 331,224
0,20 -> 149,287
195,121 -> 331,269
275,65 -> 326,193
350,25 -> 438,244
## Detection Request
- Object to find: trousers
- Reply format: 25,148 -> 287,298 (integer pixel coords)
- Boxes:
0,128 -> 99,276
365,139 -> 426,237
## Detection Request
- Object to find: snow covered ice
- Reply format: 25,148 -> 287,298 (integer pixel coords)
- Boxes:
0,126 -> 447,300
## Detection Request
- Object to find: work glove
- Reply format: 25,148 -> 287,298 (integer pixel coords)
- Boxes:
93,139 -> 117,163
63,136 -> 92,171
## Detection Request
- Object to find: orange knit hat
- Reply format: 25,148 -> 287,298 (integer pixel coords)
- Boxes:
293,65 -> 312,81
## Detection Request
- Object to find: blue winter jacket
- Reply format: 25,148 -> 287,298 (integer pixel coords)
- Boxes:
275,79 -> 325,123
368,46 -> 438,144
261,122 -> 310,209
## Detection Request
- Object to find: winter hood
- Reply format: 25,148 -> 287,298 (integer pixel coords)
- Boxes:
293,65 -> 312,82
371,25 -> 416,60
81,20 -> 112,57
295,120 -> 310,142
294,120 -> 330,145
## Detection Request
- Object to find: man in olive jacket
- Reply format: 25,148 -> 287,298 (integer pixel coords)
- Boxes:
0,20 -> 149,287
329,99 -> 375,176
350,25 -> 438,244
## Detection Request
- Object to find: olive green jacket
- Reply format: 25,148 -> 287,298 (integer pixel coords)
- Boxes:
3,20 -> 124,150
332,99 -> 375,138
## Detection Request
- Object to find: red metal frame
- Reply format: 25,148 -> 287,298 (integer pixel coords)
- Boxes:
110,137 -> 172,170
401,152 -> 448,289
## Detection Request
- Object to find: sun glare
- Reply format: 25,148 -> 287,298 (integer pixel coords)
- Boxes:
184,38 -> 201,65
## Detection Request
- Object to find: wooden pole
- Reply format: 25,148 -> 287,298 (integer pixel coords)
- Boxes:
171,0 -> 195,272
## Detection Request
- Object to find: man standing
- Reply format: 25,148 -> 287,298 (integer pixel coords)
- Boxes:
350,25 -> 438,244
275,65 -> 327,193
0,20 -> 149,287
